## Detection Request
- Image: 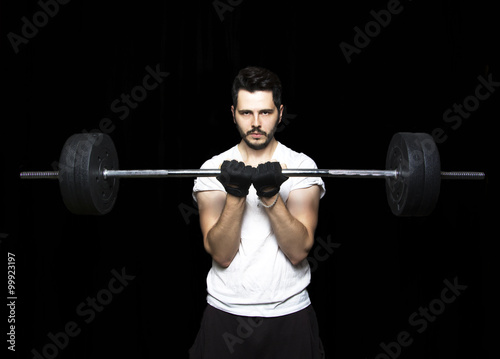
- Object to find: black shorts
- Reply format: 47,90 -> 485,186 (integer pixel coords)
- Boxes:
189,304 -> 325,359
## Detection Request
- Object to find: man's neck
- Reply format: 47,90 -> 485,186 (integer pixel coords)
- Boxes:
238,139 -> 279,167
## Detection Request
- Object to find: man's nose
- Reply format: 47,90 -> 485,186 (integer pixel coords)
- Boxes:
251,113 -> 261,128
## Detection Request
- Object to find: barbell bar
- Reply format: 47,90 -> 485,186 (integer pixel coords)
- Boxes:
20,169 -> 485,180
19,132 -> 485,216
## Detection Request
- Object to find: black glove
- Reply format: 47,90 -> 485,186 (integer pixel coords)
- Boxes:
252,162 -> 288,198
216,160 -> 255,197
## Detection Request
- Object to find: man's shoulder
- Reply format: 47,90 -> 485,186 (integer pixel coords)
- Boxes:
276,142 -> 318,168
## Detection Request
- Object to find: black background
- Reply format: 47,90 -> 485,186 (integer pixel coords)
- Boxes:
1,0 -> 497,358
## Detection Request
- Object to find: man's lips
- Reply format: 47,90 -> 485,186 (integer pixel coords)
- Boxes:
249,132 -> 265,138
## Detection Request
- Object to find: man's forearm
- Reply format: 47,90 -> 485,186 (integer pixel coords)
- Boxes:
206,194 -> 246,267
261,195 -> 313,266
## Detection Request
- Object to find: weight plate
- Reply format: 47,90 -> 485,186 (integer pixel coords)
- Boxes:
414,133 -> 441,216
385,133 -> 426,216
59,133 -> 119,215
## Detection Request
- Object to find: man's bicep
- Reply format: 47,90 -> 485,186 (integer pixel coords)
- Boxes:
286,185 -> 321,236
195,190 -> 227,239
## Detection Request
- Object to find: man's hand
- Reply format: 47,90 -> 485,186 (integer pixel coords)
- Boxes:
252,161 -> 289,198
216,160 -> 255,197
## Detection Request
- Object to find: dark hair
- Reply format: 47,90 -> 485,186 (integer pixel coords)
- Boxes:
231,67 -> 282,110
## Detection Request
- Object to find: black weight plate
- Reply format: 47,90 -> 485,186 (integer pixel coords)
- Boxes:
385,133 -> 426,216
59,135 -> 80,214
59,133 -> 119,215
414,133 -> 441,216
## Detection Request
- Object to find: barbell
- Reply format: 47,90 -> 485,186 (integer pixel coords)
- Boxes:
19,132 -> 485,216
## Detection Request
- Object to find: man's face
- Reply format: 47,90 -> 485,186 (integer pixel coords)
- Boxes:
232,90 -> 282,150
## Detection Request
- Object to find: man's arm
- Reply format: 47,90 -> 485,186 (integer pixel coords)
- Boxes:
196,160 -> 254,268
261,185 -> 321,266
196,191 -> 245,268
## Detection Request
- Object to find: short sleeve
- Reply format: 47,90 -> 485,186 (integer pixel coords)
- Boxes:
289,155 -> 326,199
192,159 -> 225,202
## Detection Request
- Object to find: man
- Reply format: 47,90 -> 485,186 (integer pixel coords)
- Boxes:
189,67 -> 326,359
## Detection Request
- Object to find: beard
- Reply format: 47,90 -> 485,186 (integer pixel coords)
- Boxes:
236,120 -> 279,150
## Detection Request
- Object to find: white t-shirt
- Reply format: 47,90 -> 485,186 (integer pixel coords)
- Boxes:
192,142 -> 326,317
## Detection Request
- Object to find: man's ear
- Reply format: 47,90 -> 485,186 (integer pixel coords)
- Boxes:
278,104 -> 284,124
231,105 -> 236,123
